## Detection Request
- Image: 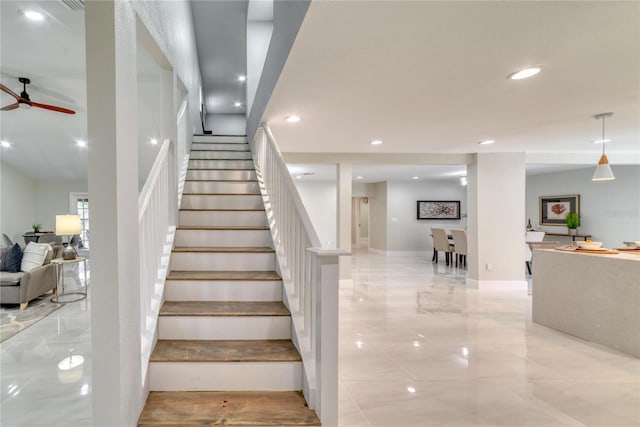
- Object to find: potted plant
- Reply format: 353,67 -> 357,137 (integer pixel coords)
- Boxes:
32,223 -> 42,233
565,212 -> 580,236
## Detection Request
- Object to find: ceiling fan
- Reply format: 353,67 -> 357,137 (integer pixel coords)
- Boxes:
1,77 -> 75,114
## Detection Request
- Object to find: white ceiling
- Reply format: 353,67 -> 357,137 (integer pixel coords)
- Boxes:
264,1 -> 640,157
191,0 -> 248,115
1,0 -> 87,181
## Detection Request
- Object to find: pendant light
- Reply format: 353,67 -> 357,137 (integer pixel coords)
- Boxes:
592,112 -> 615,181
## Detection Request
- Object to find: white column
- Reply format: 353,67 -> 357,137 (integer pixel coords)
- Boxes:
85,1 -> 142,425
337,163 -> 352,280
467,153 -> 526,288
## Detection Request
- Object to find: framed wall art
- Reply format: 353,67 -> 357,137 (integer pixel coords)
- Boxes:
539,195 -> 580,226
417,200 -> 460,220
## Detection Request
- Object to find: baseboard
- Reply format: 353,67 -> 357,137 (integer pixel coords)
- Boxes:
466,278 -> 527,289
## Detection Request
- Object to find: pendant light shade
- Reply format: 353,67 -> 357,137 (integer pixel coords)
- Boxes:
592,112 -> 615,181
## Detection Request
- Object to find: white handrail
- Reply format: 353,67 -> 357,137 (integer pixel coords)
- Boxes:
137,138 -> 185,384
251,125 -> 347,426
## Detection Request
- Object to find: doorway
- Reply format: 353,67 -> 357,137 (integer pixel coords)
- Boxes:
352,197 -> 370,249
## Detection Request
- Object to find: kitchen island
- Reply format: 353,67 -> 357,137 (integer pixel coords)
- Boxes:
532,248 -> 640,357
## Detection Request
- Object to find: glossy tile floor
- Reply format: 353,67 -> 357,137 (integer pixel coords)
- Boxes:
1,260 -> 92,426
1,252 -> 639,426
338,249 -> 640,427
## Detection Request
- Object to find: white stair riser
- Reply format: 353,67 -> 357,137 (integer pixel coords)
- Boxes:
179,210 -> 267,227
186,169 -> 256,181
149,362 -> 302,391
191,143 -> 249,151
165,280 -> 282,301
181,195 -> 264,210
190,151 -> 252,160
158,316 -> 291,339
170,252 -> 275,271
175,229 -> 272,247
184,181 -> 259,194
189,159 -> 254,169
193,135 -> 246,143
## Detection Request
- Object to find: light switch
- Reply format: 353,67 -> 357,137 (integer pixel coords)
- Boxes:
391,217 -> 398,223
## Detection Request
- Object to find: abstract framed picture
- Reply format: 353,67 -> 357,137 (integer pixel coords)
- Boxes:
539,195 -> 580,226
417,200 -> 461,220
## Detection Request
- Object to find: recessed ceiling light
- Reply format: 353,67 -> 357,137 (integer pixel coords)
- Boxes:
592,139 -> 612,144
356,176 -> 363,180
370,139 -> 383,145
286,115 -> 301,123
460,177 -> 468,186
407,386 -> 416,393
1,141 -> 11,148
76,140 -> 87,148
412,176 -> 419,180
234,102 -> 242,107
23,10 -> 45,21
238,75 -> 246,82
508,67 -> 542,80
478,140 -> 495,145
296,175 -> 302,179
150,138 -> 158,145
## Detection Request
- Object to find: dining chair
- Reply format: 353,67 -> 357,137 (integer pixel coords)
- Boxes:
431,228 -> 454,265
451,229 -> 467,268
525,231 -> 545,274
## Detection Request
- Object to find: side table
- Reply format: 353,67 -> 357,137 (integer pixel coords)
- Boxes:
51,257 -> 88,303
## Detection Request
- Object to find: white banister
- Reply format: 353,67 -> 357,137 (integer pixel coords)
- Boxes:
251,125 -> 348,426
138,138 -> 186,384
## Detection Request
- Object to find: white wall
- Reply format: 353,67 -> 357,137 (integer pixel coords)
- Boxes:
247,17 -> 273,113
294,180 -> 337,248
205,114 -> 247,135
246,0 -> 310,139
369,182 -> 387,251
526,165 -> 640,248
0,161 -> 35,244
34,180 -> 88,232
386,180 -> 467,252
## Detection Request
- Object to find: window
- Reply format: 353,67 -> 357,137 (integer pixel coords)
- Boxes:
69,193 -> 90,250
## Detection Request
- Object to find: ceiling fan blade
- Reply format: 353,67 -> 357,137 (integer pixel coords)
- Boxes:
1,102 -> 20,111
0,83 -> 20,100
30,101 -> 76,115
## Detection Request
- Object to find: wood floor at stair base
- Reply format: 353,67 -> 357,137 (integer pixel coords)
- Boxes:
158,316 -> 291,340
149,361 -> 302,391
165,280 -> 282,301
138,391 -> 320,427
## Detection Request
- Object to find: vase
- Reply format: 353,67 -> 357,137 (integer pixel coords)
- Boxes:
568,228 -> 578,236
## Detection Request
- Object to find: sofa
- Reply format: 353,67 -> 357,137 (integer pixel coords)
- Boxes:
0,243 -> 62,310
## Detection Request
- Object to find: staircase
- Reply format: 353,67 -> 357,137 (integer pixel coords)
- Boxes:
138,135 -> 320,426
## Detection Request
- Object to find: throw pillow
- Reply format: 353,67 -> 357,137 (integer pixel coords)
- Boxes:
20,242 -> 50,272
1,243 -> 23,273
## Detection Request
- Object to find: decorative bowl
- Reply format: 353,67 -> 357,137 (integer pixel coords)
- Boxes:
576,241 -> 603,250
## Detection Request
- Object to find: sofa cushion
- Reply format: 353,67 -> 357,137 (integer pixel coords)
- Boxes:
20,242 -> 50,272
1,243 -> 23,273
0,271 -> 24,286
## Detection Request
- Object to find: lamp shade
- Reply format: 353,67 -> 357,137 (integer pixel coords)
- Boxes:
56,215 -> 81,235
592,155 -> 616,181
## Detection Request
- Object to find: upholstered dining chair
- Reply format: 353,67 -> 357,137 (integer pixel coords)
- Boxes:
451,229 -> 467,268
431,228 -> 454,265
525,231 -> 545,274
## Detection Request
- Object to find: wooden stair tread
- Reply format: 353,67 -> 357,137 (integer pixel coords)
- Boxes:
160,301 -> 290,316
167,270 -> 281,281
190,149 -> 250,152
185,179 -> 257,182
138,391 -> 320,426
177,226 -> 269,231
173,246 -> 274,253
187,168 -> 255,171
179,208 -> 265,211
182,192 -> 260,195
151,339 -> 301,363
